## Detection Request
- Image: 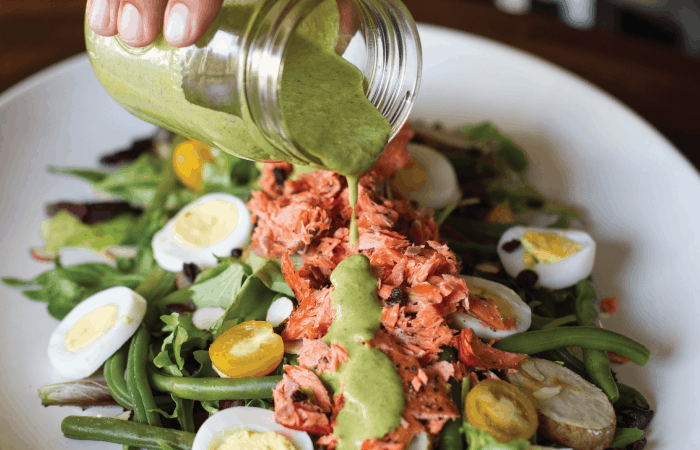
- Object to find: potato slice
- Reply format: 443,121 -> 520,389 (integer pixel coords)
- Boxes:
506,358 -> 616,450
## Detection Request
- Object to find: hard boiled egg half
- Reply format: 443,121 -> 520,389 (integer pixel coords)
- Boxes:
391,143 -> 461,209
450,276 -> 532,340
192,406 -> 312,450
47,286 -> 146,380
497,226 -> 596,290
152,193 -> 252,272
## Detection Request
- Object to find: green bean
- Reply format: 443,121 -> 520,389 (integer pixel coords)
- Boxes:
127,326 -> 162,427
104,344 -> 133,410
61,416 -> 194,450
537,348 -> 587,378
615,382 -> 650,410
583,349 -> 619,402
574,282 -> 619,402
492,327 -> 650,366
149,369 -> 281,401
439,418 -> 464,450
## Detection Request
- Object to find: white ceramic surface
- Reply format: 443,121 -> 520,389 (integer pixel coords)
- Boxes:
0,23 -> 697,449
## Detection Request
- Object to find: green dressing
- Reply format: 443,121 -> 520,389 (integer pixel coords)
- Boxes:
321,255 -> 404,449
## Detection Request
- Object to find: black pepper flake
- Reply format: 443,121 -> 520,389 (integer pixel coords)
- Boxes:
183,263 -> 201,283
432,387 -> 438,392
501,239 -> 521,253
273,167 -> 287,186
386,288 -> 408,306
230,248 -> 243,258
291,390 -> 308,402
515,269 -> 538,289
411,366 -> 417,371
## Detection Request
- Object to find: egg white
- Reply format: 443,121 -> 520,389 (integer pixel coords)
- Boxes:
47,286 -> 146,380
497,226 -> 596,290
152,193 -> 252,272
393,143 -> 462,209
450,275 -> 532,340
192,406 -> 312,450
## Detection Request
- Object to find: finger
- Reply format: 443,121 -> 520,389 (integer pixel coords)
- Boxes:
117,0 -> 168,47
87,0 -> 121,37
163,0 -> 223,48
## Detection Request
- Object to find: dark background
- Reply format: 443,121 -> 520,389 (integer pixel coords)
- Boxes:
2,0 -> 699,168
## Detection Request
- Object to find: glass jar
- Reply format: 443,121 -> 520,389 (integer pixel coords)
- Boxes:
85,0 -> 421,177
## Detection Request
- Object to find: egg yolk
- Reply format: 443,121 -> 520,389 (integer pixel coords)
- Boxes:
172,200 -> 239,248
521,231 -> 581,265
392,159 -> 427,192
209,321 -> 284,378
215,429 -> 296,450
64,304 -> 118,353
173,139 -> 215,191
466,379 -> 538,443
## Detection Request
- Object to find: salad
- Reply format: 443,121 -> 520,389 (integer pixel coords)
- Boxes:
3,122 -> 653,450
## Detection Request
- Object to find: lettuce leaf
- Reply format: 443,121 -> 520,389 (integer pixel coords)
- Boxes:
154,313 -> 212,377
461,423 -> 531,450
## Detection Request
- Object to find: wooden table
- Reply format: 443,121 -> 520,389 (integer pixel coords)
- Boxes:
2,0 -> 699,168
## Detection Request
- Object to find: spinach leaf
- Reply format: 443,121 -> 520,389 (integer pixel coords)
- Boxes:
609,427 -> 645,448
3,262 -> 144,320
461,122 -> 528,174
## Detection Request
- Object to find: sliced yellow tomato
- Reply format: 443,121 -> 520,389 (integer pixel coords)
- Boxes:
209,321 -> 284,378
466,379 -> 538,443
172,139 -> 214,191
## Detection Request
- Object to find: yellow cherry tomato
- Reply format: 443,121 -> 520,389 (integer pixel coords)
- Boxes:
209,321 -> 284,378
172,139 -> 214,191
466,379 -> 538,443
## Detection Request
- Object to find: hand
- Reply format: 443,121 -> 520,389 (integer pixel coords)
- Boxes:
86,0 -> 224,48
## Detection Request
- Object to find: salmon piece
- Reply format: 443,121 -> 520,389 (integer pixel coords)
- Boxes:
370,332 -> 460,435
425,361 -> 455,383
259,162 -> 293,196
282,253 -> 311,302
381,304 -> 400,329
282,287 -> 336,340
467,294 -> 515,331
368,122 -> 415,183
600,296 -> 618,315
457,328 -> 526,370
297,339 -> 349,373
407,283 -> 442,304
273,366 -> 333,434
361,416 -> 425,450
284,365 -> 332,412
411,369 -> 429,392
317,434 -> 339,450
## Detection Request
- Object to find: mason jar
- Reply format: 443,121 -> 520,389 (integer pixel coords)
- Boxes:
85,0 -> 421,177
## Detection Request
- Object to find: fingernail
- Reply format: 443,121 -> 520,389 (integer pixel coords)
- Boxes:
165,3 -> 190,44
119,3 -> 141,42
88,0 -> 109,30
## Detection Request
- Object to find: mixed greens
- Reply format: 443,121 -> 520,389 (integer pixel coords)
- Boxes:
3,123 -> 652,450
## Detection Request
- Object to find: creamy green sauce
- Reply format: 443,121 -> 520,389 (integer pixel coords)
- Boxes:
321,255 -> 404,449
